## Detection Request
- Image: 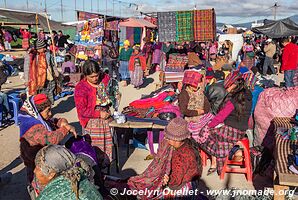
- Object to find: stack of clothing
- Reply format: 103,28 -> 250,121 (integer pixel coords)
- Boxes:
164,54 -> 188,72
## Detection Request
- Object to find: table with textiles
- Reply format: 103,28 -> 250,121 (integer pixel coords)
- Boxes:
272,117 -> 298,200
109,120 -> 166,170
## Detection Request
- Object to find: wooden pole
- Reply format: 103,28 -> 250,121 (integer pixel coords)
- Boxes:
44,13 -> 57,68
35,14 -> 39,33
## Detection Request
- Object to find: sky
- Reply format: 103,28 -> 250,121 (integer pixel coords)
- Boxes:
1,0 -> 297,24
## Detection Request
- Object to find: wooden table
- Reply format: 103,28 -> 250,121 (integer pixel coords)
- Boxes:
272,117 -> 298,200
109,120 -> 166,172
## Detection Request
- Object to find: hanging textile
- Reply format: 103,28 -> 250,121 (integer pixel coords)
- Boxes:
193,9 -> 216,41
105,21 -> 119,31
176,11 -> 194,42
119,26 -> 126,43
157,12 -> 177,42
126,27 -> 134,46
134,27 -> 142,44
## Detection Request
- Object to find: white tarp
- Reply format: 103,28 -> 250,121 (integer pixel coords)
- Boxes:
218,34 -> 243,61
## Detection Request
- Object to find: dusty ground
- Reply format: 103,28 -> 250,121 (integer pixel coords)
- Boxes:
0,55 -> 288,199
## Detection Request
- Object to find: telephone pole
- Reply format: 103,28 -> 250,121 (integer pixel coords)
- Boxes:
273,2 -> 280,20
4,0 -> 6,8
91,0 -> 93,12
44,0 -> 47,12
60,0 -> 63,22
27,0 -> 29,10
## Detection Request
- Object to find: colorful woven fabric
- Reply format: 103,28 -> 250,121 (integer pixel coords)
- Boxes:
199,125 -> 245,174
105,21 -> 118,31
189,113 -> 215,144
176,11 -> 194,42
84,118 -> 113,161
183,70 -> 203,88
193,9 -> 216,41
224,70 -> 242,89
242,72 -> 258,90
157,12 -> 176,42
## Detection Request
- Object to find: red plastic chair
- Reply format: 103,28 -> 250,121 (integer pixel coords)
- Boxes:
220,138 -> 253,182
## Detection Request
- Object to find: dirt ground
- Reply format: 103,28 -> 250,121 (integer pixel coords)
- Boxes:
0,55 -> 293,200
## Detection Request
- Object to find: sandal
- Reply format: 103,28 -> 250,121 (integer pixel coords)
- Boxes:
144,154 -> 154,160
228,145 -> 240,160
207,167 -> 217,176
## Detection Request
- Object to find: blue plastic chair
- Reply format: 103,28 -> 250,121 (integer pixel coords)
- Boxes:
8,96 -> 23,126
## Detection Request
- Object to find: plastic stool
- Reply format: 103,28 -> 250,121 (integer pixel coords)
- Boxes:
8,97 -> 22,126
220,138 -> 252,182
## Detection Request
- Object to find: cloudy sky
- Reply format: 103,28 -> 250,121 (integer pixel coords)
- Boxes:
2,0 -> 297,23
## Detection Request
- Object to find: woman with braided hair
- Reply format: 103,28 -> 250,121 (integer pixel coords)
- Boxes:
33,145 -> 102,199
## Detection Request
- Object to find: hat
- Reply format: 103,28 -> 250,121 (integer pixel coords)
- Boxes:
224,70 -> 242,89
266,38 -> 272,43
182,70 -> 203,87
35,39 -> 46,50
34,94 -> 49,105
206,68 -> 215,79
123,40 -> 130,46
164,118 -> 190,141
133,45 -> 141,51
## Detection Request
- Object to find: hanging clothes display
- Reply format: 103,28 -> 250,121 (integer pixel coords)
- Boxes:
176,11 -> 194,42
157,12 -> 177,42
193,9 -> 216,41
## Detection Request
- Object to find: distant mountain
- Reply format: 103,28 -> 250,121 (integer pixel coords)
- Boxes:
217,15 -> 298,29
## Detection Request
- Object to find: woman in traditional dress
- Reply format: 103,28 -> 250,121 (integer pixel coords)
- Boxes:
19,94 -> 76,184
128,45 -> 146,89
199,71 -> 252,176
20,28 -> 31,50
128,118 -> 203,200
142,37 -> 153,76
33,145 -> 103,199
178,70 -> 210,122
74,60 -> 113,165
118,40 -> 133,87
242,39 -> 255,69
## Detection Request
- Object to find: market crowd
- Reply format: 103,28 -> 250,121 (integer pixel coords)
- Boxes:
0,24 -> 298,200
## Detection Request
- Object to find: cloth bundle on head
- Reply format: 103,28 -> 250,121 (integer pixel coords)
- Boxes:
34,93 -> 49,105
123,40 -> 130,46
165,118 -> 190,141
224,70 -> 242,89
133,45 -> 141,52
242,72 -> 257,90
182,70 -> 203,88
35,39 -> 47,50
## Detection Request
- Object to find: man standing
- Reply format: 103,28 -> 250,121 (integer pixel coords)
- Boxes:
102,39 -> 119,81
281,38 -> 298,88
262,39 -> 276,75
24,39 -> 59,103
57,30 -> 68,48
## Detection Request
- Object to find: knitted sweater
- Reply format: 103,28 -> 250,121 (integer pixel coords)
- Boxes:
74,79 -> 101,128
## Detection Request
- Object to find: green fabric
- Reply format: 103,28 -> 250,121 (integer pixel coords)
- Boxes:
36,176 -> 103,200
134,28 -> 142,44
176,11 -> 194,42
118,48 -> 133,61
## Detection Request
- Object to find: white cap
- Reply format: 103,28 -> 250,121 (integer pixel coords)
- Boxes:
266,39 -> 272,42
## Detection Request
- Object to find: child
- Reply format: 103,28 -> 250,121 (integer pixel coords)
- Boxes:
61,55 -> 76,74
128,45 -> 146,89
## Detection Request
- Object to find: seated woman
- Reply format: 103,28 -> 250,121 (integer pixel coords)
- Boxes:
33,145 -> 103,199
19,94 -> 76,184
199,72 -> 252,176
128,118 -> 202,199
61,55 -> 76,74
178,70 -> 210,122
187,48 -> 202,68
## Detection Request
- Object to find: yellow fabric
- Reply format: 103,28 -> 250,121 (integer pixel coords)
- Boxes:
223,71 -> 230,79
